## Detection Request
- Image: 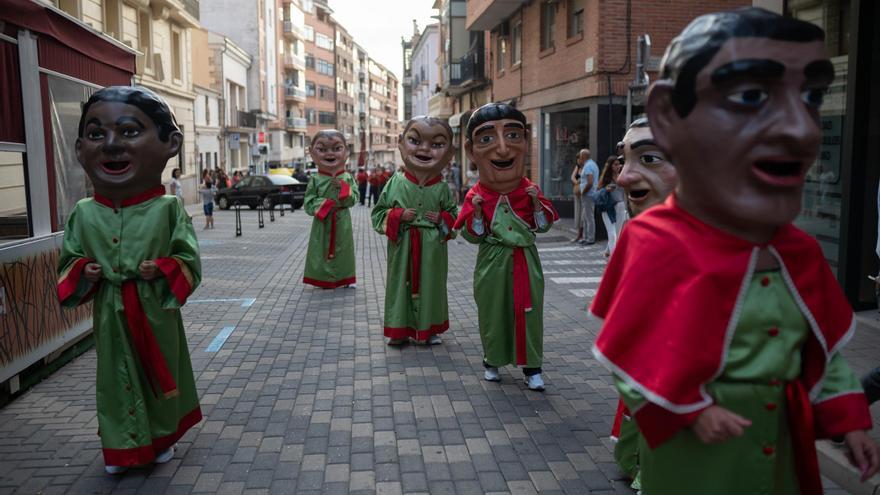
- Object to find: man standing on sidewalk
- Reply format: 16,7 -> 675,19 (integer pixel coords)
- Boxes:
578,149 -> 599,245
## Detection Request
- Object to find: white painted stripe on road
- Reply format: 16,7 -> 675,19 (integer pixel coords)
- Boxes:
543,259 -> 607,266
569,288 -> 597,298
538,246 -> 583,252
550,277 -> 603,284
189,298 -> 257,308
206,326 -> 235,352
543,269 -> 582,274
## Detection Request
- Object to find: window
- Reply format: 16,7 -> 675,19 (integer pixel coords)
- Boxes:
171,28 -> 182,82
0,150 -> 30,244
512,21 -> 522,64
104,0 -> 121,38
541,1 -> 556,51
306,54 -> 315,69
304,25 -> 314,41
307,109 -> 317,124
316,33 -> 334,51
496,35 -> 506,72
567,0 -> 584,38
318,85 -> 334,100
138,9 -> 153,70
306,82 -> 316,97
317,59 -> 334,76
318,112 -> 336,125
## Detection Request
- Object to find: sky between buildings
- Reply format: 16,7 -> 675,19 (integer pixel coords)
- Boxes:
328,0 -> 438,120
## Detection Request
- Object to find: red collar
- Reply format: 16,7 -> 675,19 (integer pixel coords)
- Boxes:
318,169 -> 345,177
94,186 -> 166,208
404,171 -> 442,186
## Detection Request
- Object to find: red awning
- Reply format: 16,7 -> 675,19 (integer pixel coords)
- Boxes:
0,0 -> 136,75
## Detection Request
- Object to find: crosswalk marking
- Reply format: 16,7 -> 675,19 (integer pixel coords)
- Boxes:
550,277 -> 603,285
543,259 -> 607,266
569,288 -> 597,298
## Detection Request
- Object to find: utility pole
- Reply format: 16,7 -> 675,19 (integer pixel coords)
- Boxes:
626,34 -> 651,126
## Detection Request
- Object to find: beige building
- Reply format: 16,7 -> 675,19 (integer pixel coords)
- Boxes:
45,0 -> 201,203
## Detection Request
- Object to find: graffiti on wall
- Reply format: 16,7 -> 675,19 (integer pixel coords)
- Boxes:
0,248 -> 91,368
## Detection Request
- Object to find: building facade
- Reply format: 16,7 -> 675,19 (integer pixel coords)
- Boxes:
410,24 -> 439,118
275,0 -> 309,169
303,0 -> 337,149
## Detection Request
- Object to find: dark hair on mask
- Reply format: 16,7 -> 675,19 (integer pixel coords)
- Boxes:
660,7 -> 824,117
311,129 -> 347,145
465,103 -> 527,141
78,86 -> 180,141
403,116 -> 454,140
628,117 -> 649,129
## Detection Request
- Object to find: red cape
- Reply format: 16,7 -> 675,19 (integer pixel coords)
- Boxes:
591,195 -> 868,446
453,178 -> 559,233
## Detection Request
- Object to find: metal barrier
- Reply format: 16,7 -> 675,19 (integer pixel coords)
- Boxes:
234,202 -> 242,237
269,203 -> 275,222
258,205 -> 265,228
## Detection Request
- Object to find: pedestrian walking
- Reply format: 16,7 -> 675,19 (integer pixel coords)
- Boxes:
356,167 -> 368,206
454,103 -> 559,392
592,9 -> 879,493
302,130 -> 358,289
373,117 -> 458,346
596,156 -> 625,257
463,162 -> 479,203
570,159 -> 584,243
577,149 -> 599,245
862,181 -> 880,405
447,160 -> 461,204
57,86 -> 202,475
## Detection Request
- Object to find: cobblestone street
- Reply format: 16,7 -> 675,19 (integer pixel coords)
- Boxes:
0,205 -> 869,494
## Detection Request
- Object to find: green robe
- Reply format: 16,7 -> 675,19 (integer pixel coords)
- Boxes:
371,172 -> 458,340
303,172 -> 358,288
461,202 -> 553,369
616,270 -> 863,494
58,191 -> 202,467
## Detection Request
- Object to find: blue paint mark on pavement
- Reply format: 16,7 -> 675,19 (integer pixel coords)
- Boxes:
242,298 -> 256,307
206,326 -> 235,352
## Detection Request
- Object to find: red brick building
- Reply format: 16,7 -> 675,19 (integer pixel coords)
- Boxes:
466,0 -> 749,215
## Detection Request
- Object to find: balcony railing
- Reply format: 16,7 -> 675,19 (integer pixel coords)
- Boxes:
284,86 -> 308,101
283,21 -> 308,40
182,0 -> 199,19
229,109 -> 257,129
286,117 -> 308,131
283,53 -> 306,70
444,48 -> 486,93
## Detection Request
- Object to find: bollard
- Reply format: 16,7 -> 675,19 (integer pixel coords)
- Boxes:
235,202 -> 242,237
258,204 -> 265,228
279,200 -> 285,217
269,203 -> 275,222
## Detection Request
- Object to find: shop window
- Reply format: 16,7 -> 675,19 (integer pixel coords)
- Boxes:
567,0 -> 584,38
0,150 -> 30,244
47,75 -> 97,231
541,108 -> 588,199
541,1 -> 556,51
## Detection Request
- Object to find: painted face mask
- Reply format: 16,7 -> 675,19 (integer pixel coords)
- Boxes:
398,117 -> 455,183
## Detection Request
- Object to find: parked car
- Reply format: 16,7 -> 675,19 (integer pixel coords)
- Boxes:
215,175 -> 306,210
267,163 -> 294,176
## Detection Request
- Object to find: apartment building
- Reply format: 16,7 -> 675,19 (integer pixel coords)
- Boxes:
366,60 -> 399,167
335,24 -> 357,146
275,0 -> 309,168
411,24 -> 440,118
46,0 -> 201,201
303,0 -> 337,145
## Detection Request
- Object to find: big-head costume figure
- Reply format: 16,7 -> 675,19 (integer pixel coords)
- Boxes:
607,116 -> 677,489
592,8 -> 879,494
454,103 -> 559,391
303,130 -> 359,288
371,117 -> 458,345
57,86 -> 202,473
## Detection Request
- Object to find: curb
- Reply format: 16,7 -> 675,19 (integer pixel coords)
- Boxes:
818,440 -> 880,495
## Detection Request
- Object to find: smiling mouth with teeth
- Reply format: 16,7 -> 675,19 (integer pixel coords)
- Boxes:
415,154 -> 432,162
490,159 -> 514,169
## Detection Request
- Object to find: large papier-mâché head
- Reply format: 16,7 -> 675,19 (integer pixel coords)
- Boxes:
464,103 -> 529,194
398,116 -> 455,184
310,130 -> 349,176
76,86 -> 182,200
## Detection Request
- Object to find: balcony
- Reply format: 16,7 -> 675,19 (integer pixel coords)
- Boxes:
229,109 -> 257,130
443,47 -> 486,96
427,93 -> 454,119
283,21 -> 309,40
283,53 -> 306,70
466,0 -> 528,30
284,86 -> 308,102
286,117 -> 308,132
182,0 -> 200,19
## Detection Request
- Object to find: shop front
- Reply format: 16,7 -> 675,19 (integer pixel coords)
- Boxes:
0,0 -> 136,387
788,0 -> 880,308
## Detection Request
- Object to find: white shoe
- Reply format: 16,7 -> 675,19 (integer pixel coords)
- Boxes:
525,374 -> 545,391
155,446 -> 174,464
346,283 -> 357,288
386,338 -> 406,346
428,334 -> 442,345
105,465 -> 128,475
484,367 -> 501,382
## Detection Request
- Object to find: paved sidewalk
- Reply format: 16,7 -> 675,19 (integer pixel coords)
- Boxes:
0,205 -> 863,494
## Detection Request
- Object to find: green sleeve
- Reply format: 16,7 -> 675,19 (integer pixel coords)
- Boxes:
57,204 -> 97,308
339,174 -> 358,208
303,178 -> 322,216
370,176 -> 396,236
817,352 -> 864,401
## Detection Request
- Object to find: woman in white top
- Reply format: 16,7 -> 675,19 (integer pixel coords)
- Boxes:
463,162 -> 479,204
170,168 -> 183,203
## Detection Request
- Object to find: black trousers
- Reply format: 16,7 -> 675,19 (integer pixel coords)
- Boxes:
358,184 -> 367,205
